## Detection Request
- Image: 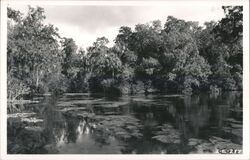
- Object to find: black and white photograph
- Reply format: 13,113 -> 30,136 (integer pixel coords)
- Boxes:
0,0 -> 249,159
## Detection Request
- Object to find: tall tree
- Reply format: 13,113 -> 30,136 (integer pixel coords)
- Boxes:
7,6 -> 61,94
158,16 -> 211,93
61,38 -> 77,78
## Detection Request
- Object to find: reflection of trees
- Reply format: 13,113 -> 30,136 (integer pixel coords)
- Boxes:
76,120 -> 93,142
208,92 -> 242,128
63,116 -> 81,143
46,92 -> 243,152
176,92 -> 240,149
176,94 -> 211,139
42,96 -> 67,145
54,128 -> 66,147
8,92 -> 242,153
132,101 -> 176,125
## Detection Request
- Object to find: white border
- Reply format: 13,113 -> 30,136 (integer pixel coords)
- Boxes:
0,0 -> 249,160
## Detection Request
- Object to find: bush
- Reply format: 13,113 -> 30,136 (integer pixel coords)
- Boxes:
8,74 -> 30,101
47,74 -> 69,95
222,77 -> 236,91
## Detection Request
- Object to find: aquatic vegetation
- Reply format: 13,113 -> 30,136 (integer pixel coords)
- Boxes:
60,100 -> 130,117
21,117 -> 44,123
63,93 -> 91,96
24,126 -> 44,132
6,4 -> 244,154
7,92 -> 243,154
188,138 -> 216,153
159,95 -> 185,98
32,97 -> 45,101
132,98 -> 154,102
94,102 -> 129,108
93,115 -> 143,140
209,136 -> 242,150
56,102 -> 77,107
8,100 -> 40,104
195,142 -> 216,153
188,138 -> 204,146
59,107 -> 87,112
8,112 -> 44,126
56,99 -> 103,107
222,117 -> 242,142
188,136 -> 242,153
8,119 -> 46,154
152,124 -> 181,144
62,110 -> 95,119
8,112 -> 36,118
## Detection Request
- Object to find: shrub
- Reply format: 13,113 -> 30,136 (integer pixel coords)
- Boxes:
7,74 -> 30,101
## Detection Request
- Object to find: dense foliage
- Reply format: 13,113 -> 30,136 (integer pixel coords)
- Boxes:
7,6 -> 243,100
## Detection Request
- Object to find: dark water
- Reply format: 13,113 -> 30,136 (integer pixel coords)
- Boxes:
7,92 -> 243,154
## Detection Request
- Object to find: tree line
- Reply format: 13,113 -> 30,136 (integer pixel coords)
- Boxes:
7,6 -> 243,100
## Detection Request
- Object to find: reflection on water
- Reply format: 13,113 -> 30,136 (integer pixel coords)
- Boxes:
7,92 -> 243,154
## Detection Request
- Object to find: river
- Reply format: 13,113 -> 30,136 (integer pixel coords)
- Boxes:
7,91 -> 242,154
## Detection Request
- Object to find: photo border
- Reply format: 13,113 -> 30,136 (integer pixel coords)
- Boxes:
1,0 -> 249,160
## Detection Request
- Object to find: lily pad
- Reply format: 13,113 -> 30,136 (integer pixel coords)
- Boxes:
188,136 -> 242,154
8,112 -> 36,118
100,102 -> 129,108
132,98 -> 154,102
62,110 -> 95,119
209,136 -> 231,144
209,136 -> 242,150
103,112 -> 120,115
195,142 -> 215,153
24,126 -> 44,132
77,112 -> 95,119
188,138 -> 204,146
92,115 -> 143,140
160,94 -> 185,98
152,123 -> 181,144
56,99 -> 103,107
187,138 -> 216,153
152,135 -> 181,144
8,100 -> 40,104
21,117 -> 43,123
59,107 -> 87,112
63,93 -> 91,96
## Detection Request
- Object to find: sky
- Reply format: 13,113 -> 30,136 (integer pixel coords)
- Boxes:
9,4 -> 225,49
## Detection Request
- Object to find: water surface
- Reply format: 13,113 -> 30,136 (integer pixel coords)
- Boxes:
7,92 -> 242,154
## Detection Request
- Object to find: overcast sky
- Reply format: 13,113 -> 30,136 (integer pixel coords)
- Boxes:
9,4 -> 225,49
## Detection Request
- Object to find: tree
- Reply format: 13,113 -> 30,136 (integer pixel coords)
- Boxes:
7,6 -> 61,94
214,6 -> 243,44
114,26 -> 134,64
7,5 -> 243,97
87,37 -> 123,93
129,22 -> 163,61
61,38 -> 77,78
198,6 -> 243,91
157,16 -> 211,93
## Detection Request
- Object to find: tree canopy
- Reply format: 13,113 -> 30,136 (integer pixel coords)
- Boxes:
7,6 -> 243,99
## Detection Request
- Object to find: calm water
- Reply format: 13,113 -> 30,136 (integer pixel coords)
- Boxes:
7,92 -> 243,154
